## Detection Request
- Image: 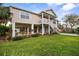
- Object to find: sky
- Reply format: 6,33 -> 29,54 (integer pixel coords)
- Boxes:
4,3 -> 79,24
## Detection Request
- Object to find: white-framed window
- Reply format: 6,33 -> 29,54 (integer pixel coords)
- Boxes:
21,12 -> 29,19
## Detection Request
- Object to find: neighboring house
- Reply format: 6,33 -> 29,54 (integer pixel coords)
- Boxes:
7,6 -> 59,37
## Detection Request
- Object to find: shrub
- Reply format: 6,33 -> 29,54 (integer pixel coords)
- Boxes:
0,25 -> 10,36
31,34 -> 40,37
75,27 -> 79,34
12,36 -> 24,41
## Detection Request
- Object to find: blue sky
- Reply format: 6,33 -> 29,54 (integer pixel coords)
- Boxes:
4,3 -> 79,23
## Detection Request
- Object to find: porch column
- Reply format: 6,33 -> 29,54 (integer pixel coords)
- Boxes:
12,22 -> 15,38
42,13 -> 44,35
27,26 -> 30,35
31,24 -> 34,34
48,15 -> 50,34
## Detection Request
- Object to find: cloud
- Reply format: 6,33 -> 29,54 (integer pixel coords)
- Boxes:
46,3 -> 79,22
57,11 -> 71,20
47,3 -> 64,7
55,3 -> 64,5
47,3 -> 54,7
61,3 -> 76,11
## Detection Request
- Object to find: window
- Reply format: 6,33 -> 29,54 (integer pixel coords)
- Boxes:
53,21 -> 56,24
21,15 -> 25,19
21,12 -> 29,19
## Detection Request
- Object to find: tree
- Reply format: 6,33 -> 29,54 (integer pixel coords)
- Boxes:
0,3 -> 3,6
0,7 -> 11,25
0,4 -> 11,39
75,27 -> 79,34
0,25 -> 10,36
63,14 -> 78,29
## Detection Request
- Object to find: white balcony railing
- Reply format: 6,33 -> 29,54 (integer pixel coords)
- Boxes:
39,18 -> 49,24
39,18 -> 57,25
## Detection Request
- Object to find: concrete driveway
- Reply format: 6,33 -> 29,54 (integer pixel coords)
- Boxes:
59,33 -> 79,36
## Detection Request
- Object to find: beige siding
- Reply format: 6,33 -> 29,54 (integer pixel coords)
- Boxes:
10,7 -> 55,25
10,7 -> 41,24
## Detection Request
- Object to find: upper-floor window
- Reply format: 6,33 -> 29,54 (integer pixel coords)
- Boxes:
21,12 -> 29,19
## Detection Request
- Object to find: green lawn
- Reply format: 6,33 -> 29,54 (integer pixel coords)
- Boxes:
0,34 -> 79,56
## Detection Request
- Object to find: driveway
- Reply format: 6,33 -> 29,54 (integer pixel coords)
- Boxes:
59,33 -> 79,36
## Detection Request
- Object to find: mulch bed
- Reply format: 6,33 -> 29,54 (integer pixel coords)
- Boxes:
0,35 -> 11,41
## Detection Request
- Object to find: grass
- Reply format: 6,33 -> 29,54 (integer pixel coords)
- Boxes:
0,34 -> 79,56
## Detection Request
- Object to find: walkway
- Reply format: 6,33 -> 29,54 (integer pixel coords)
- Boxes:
59,33 -> 79,36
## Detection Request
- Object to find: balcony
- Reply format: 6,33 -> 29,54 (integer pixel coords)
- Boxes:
39,18 -> 57,25
39,18 -> 49,24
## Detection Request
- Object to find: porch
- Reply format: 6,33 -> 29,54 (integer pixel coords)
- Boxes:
12,23 -> 50,37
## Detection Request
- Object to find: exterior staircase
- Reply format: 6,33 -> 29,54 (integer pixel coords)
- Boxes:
49,20 -> 60,33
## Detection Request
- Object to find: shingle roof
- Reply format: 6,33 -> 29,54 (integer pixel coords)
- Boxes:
10,6 -> 57,18
10,6 -> 40,16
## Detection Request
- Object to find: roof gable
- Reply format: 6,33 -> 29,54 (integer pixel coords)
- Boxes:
44,9 -> 56,17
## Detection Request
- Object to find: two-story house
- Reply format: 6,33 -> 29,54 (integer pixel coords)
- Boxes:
8,6 -> 59,37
